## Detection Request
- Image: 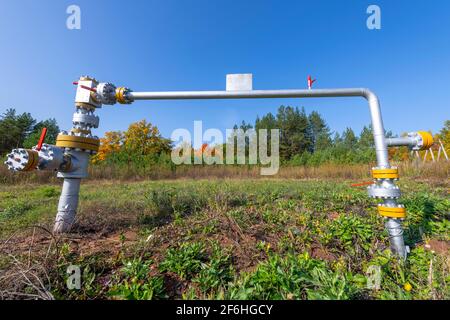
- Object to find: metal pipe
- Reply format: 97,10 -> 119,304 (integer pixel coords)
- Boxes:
386,132 -> 433,151
130,87 -> 407,258
386,137 -> 416,148
53,178 -> 81,233
130,88 -> 390,168
385,217 -> 407,255
3,74 -> 411,258
383,198 -> 408,259
130,88 -> 365,100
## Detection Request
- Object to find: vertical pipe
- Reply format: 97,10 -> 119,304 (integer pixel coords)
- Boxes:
53,178 -> 81,233
364,90 -> 408,259
383,199 -> 408,259
363,90 -> 390,168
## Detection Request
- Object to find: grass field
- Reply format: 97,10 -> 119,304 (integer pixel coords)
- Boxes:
0,177 -> 448,300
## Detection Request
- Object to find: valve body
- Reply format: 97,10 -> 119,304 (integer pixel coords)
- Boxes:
368,168 -> 408,258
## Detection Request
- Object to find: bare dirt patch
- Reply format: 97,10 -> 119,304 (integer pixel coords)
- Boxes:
425,239 -> 450,256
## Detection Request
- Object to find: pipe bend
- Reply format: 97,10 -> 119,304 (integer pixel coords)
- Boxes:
358,88 -> 390,168
360,88 -> 379,103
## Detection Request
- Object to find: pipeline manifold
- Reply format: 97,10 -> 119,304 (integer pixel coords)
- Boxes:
4,76 -> 103,177
366,131 -> 434,258
2,74 -> 437,257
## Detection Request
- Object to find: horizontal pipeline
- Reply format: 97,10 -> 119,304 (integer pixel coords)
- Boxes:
128,87 -> 389,169
386,137 -> 416,148
129,88 -> 370,100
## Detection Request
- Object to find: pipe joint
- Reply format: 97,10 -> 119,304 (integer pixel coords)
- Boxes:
386,131 -> 434,150
115,87 -> 133,104
4,144 -> 73,173
368,183 -> 401,199
415,131 -> 434,150
4,149 -> 39,172
57,150 -> 90,179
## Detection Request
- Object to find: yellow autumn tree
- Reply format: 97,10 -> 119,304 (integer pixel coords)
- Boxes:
436,120 -> 450,157
388,132 -> 412,162
91,130 -> 124,163
91,120 -> 171,164
123,119 -> 171,155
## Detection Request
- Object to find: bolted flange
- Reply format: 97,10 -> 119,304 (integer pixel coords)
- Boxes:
115,87 -> 133,104
4,149 -> 39,172
372,167 -> 399,180
56,134 -> 100,152
96,82 -> 117,105
368,183 -> 401,199
32,143 -> 66,171
409,131 -> 434,151
72,109 -> 99,129
378,204 -> 406,219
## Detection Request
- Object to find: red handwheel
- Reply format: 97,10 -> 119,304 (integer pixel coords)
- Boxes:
37,127 -> 47,151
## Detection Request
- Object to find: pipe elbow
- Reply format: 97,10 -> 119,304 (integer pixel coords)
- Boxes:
360,88 -> 379,103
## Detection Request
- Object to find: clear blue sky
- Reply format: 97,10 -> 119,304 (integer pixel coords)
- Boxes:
0,0 -> 449,143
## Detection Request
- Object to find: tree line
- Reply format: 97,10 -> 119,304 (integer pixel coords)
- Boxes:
0,108 -> 59,155
1,107 -> 448,167
235,106 -> 389,165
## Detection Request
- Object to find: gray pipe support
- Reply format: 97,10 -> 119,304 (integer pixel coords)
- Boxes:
53,178 -> 81,233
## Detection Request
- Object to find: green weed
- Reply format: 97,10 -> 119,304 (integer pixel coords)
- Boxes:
109,258 -> 166,300
193,243 -> 235,293
1,200 -> 33,220
226,253 -> 362,300
159,242 -> 207,280
328,215 -> 374,253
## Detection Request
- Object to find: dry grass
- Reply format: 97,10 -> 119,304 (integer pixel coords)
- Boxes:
0,160 -> 448,185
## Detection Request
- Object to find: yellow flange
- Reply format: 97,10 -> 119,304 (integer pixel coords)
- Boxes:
115,87 -> 129,104
417,131 -> 434,150
56,134 -> 100,152
378,206 -> 406,218
372,168 -> 399,179
23,150 -> 39,171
